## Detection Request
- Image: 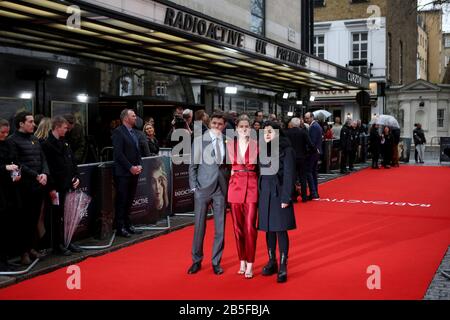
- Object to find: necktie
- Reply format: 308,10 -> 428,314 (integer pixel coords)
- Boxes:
129,129 -> 139,149
214,138 -> 222,164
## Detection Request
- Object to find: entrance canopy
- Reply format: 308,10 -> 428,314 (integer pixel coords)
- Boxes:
0,0 -> 370,92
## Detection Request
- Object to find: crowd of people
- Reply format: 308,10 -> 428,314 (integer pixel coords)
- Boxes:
0,112 -> 82,271
1,106 -> 421,280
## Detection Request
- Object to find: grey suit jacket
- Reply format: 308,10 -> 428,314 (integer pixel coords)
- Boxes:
189,132 -> 229,197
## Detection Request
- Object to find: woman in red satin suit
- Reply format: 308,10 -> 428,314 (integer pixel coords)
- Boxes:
227,115 -> 258,279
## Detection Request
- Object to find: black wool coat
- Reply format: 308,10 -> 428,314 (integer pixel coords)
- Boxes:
258,137 -> 297,232
41,133 -> 79,193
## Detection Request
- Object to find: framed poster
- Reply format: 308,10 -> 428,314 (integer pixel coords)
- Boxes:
0,97 -> 33,126
50,101 -> 88,135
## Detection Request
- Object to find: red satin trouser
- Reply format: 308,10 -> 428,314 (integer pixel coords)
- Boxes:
230,203 -> 258,263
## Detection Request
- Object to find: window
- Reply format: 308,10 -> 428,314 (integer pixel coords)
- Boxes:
445,37 -> 450,48
250,0 -> 265,35
351,32 -> 368,75
437,109 -> 445,128
313,35 -> 325,59
387,32 -> 392,81
399,40 -> 403,84
155,81 -> 168,96
314,0 -> 326,7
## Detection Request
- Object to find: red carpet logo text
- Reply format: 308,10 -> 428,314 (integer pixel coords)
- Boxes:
313,198 -> 431,208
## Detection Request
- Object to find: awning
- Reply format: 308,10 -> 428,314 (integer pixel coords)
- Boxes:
0,0 -> 370,92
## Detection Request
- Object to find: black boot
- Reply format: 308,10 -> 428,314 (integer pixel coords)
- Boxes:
262,249 -> 278,276
277,253 -> 287,283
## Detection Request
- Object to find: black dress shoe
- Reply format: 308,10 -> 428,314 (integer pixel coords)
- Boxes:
55,245 -> 72,256
116,228 -> 131,238
212,264 -> 224,275
68,243 -> 83,253
187,262 -> 201,274
127,226 -> 143,235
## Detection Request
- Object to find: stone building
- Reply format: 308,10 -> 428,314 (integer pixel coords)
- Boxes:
419,9 -> 445,84
312,0 -> 417,124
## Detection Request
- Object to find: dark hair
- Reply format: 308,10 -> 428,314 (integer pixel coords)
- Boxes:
34,114 -> 45,127
173,115 -> 188,129
14,111 -> 32,129
210,112 -> 225,122
254,110 -> 263,117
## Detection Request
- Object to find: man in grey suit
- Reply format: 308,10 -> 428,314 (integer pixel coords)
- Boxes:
187,113 -> 229,275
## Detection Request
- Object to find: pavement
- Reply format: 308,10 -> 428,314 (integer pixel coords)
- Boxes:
1,148 -> 449,299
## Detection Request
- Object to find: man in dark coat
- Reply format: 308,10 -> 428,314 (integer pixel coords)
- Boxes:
304,112 -> 322,199
41,116 -> 81,255
112,109 -> 144,238
340,119 -> 359,173
285,117 -> 316,202
8,111 -> 49,265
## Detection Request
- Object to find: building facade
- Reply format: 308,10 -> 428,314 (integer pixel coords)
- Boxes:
417,16 -> 429,81
386,80 -> 450,143
312,0 -> 417,125
443,32 -> 450,78
420,9 -> 444,84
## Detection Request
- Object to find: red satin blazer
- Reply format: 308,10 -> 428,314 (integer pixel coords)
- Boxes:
227,138 -> 258,203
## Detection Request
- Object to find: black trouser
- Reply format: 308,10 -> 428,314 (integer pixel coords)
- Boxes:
18,182 -> 44,253
266,231 -> 289,257
51,191 -> 67,249
295,158 -> 307,200
306,154 -> 319,197
371,150 -> 379,168
113,175 -> 139,230
382,147 -> 392,167
341,150 -> 349,171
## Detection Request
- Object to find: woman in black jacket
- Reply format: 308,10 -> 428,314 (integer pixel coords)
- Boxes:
143,123 -> 160,156
258,121 -> 297,283
0,119 -> 21,269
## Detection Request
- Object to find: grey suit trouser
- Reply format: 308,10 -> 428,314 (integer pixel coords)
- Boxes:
191,185 -> 226,266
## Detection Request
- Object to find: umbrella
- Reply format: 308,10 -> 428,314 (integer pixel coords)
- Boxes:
373,114 -> 400,128
313,109 -> 332,120
64,190 -> 91,248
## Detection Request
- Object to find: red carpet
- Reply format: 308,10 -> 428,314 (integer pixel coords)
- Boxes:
1,166 -> 449,300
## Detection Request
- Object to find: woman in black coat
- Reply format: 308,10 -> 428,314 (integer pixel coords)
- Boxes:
381,126 -> 393,168
369,124 -> 381,169
0,119 -> 21,268
143,123 -> 160,156
258,121 -> 297,283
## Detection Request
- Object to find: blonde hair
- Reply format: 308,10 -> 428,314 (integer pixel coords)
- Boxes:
236,114 -> 250,126
143,123 -> 155,135
34,117 -> 52,140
